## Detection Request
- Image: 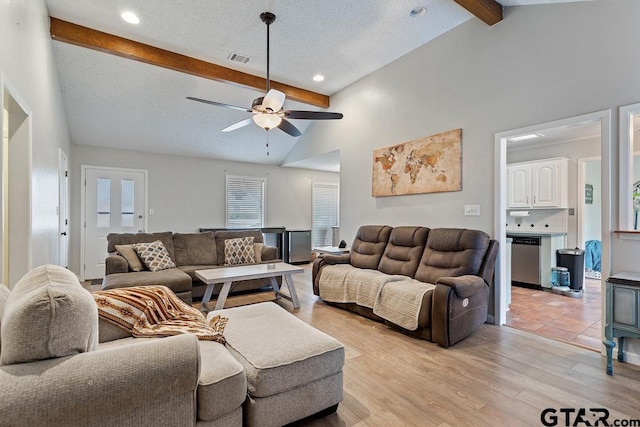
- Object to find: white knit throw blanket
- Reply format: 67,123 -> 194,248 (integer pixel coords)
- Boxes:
373,279 -> 435,331
319,265 -> 435,330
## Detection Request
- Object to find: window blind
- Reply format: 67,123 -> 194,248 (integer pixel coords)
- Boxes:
226,175 -> 265,228
312,183 -> 339,247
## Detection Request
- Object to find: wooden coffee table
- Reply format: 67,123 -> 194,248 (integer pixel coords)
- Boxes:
195,262 -> 303,311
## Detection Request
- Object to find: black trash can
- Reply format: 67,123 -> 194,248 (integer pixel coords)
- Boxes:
556,248 -> 585,291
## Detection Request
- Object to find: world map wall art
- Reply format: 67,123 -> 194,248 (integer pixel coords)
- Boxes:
372,129 -> 462,197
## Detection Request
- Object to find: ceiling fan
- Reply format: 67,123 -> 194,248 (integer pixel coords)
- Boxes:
187,12 -> 343,137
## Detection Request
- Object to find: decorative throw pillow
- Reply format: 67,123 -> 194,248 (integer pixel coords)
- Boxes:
0,264 -> 99,365
224,237 -> 256,265
254,242 -> 264,263
116,244 -> 144,272
133,240 -> 176,272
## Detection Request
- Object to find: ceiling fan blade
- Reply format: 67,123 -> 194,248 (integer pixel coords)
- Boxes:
222,117 -> 254,132
186,97 -> 251,112
277,118 -> 302,137
284,110 -> 343,120
262,89 -> 286,112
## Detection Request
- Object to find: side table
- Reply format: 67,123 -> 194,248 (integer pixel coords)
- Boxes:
604,272 -> 640,375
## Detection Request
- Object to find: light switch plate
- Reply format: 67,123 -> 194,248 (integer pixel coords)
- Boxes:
464,204 -> 480,216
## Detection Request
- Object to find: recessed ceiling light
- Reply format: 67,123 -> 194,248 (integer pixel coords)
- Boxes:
121,11 -> 140,24
509,133 -> 542,142
410,7 -> 427,17
313,74 -> 325,82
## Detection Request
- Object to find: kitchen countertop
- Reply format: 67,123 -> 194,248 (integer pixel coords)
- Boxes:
506,231 -> 567,237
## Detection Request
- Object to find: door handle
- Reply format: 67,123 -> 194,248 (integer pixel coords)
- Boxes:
60,232 -> 67,236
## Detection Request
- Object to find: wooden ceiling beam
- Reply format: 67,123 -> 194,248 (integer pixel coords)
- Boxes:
453,0 -> 503,26
49,17 -> 330,108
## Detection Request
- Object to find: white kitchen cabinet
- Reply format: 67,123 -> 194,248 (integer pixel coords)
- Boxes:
507,158 -> 568,209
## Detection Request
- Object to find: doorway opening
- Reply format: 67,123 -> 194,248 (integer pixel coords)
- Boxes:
1,74 -> 31,286
494,110 -> 611,353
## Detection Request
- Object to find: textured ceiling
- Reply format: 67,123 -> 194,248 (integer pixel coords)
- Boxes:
46,0 -> 592,170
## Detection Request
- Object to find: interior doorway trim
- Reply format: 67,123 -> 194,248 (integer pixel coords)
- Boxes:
493,110 -> 611,338
0,72 -> 33,286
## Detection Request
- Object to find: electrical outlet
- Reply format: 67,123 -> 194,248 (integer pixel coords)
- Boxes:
149,208 -> 155,215
568,208 -> 575,216
464,204 -> 480,216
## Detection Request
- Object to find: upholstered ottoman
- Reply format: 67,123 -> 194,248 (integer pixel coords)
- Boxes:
211,302 -> 344,427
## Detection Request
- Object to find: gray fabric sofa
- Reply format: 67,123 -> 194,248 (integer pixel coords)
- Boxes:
0,265 -> 344,427
312,225 -> 498,347
103,230 -> 279,304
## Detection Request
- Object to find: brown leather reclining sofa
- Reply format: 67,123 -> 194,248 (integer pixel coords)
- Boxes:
312,225 -> 498,347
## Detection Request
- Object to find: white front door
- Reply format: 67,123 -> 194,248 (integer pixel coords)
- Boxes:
82,167 -> 147,280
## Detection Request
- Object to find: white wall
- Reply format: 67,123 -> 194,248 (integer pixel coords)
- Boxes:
69,144 -> 339,274
585,160 -> 601,242
0,0 -> 71,276
290,1 -> 639,245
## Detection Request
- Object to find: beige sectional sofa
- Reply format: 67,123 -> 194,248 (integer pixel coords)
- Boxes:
313,225 -> 498,347
0,265 -> 344,427
103,230 -> 279,304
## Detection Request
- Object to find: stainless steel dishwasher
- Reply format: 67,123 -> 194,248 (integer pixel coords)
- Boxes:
508,235 -> 541,288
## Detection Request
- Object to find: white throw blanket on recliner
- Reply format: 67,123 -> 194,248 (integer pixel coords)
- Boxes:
319,264 -> 432,330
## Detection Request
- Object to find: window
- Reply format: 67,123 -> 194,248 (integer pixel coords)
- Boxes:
312,183 -> 339,247
226,175 -> 265,228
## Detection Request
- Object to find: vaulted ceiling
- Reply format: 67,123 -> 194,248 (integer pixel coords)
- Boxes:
46,0 -> 590,170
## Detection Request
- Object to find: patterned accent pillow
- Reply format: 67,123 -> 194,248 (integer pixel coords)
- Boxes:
224,237 -> 256,265
133,240 -> 176,272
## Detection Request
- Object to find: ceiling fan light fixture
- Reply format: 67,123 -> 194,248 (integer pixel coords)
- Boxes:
253,113 -> 282,131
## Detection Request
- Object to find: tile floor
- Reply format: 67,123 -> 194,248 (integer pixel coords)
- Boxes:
505,277 -> 602,351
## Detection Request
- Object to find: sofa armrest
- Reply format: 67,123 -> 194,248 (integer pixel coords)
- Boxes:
319,253 -> 351,265
261,244 -> 278,261
435,275 -> 486,298
105,253 -> 129,275
0,334 -> 200,426
431,276 -> 489,348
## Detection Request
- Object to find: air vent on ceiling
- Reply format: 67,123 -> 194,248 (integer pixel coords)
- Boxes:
227,53 -> 252,64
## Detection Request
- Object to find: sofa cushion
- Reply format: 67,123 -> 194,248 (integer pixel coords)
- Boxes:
414,228 -> 490,284
133,240 -> 177,272
177,265 -> 219,281
173,232 -> 217,266
215,230 -> 264,265
349,225 -> 392,270
224,237 -> 255,265
107,231 -> 175,261
102,268 -> 192,294
1,264 -> 99,365
214,302 -> 344,398
197,341 -> 247,421
378,226 -> 429,277
115,244 -> 144,272
254,243 -> 264,263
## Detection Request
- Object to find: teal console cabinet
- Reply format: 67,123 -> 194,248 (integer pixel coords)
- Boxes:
604,272 -> 640,375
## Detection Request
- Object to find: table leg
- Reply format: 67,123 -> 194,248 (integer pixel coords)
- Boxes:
200,284 -> 215,313
214,281 -> 233,311
284,274 -> 300,309
604,338 -> 615,376
268,277 -> 281,300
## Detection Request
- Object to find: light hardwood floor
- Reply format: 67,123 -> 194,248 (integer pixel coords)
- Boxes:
280,265 -> 640,426
89,267 -> 640,426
